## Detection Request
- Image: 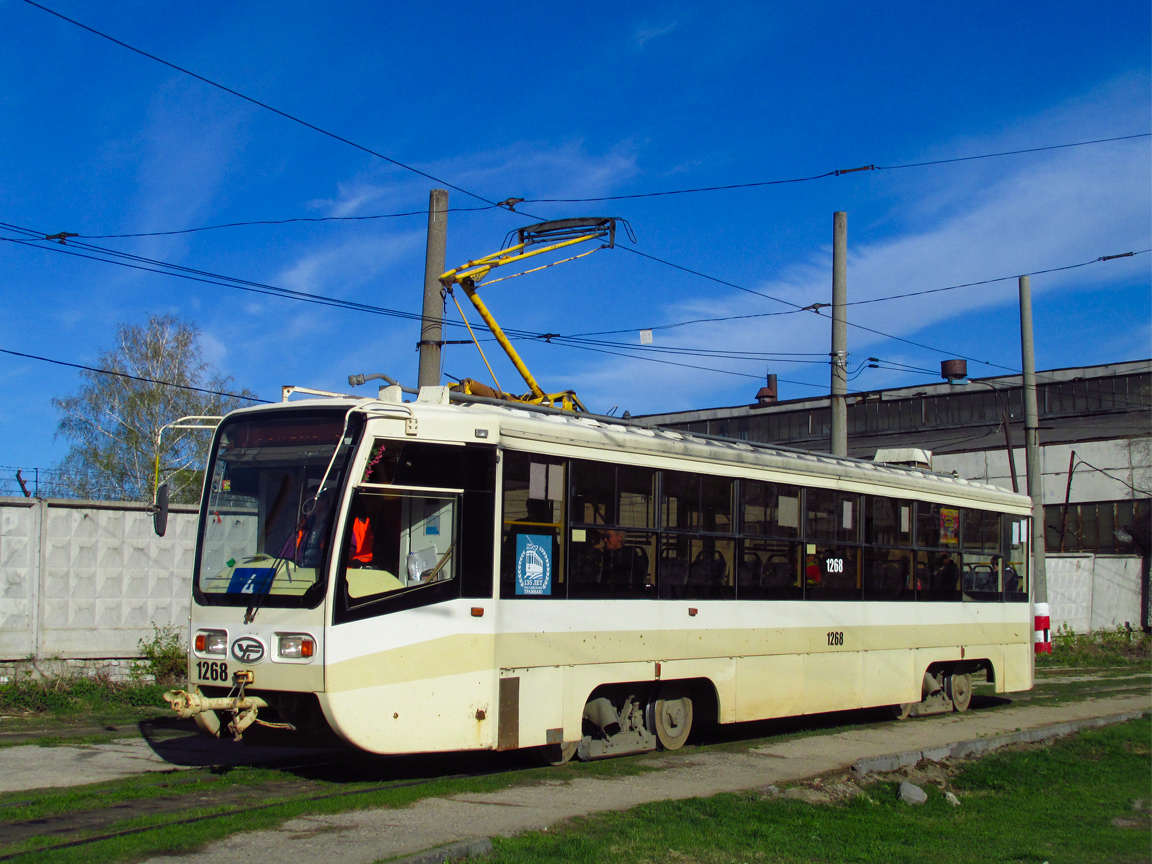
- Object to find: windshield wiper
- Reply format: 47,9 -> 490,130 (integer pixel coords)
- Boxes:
243,555 -> 289,624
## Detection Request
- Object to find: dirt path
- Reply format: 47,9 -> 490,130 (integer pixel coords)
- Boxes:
127,692 -> 1148,864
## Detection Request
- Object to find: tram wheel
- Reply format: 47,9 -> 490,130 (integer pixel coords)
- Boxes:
946,673 -> 973,712
649,685 -> 693,751
890,702 -> 913,720
531,740 -> 579,766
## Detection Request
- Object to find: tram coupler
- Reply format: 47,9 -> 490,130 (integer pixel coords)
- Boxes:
162,688 -> 270,720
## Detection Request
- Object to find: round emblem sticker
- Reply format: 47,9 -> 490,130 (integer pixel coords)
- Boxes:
231,636 -> 265,664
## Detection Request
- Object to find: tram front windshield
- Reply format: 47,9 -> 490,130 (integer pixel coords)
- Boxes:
196,410 -> 360,606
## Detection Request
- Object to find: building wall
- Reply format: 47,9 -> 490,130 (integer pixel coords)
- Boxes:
932,438 -> 1150,505
0,497 -> 196,660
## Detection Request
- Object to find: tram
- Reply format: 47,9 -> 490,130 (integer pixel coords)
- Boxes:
164,385 -> 1035,762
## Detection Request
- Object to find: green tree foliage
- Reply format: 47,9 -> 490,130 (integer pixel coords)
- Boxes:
50,315 -> 258,503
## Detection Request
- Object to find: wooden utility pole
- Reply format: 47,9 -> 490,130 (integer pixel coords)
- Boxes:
830,211 -> 848,457
1019,275 -> 1047,603
418,189 -> 449,388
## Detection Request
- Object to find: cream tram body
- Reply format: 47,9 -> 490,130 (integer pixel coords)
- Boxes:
186,390 -> 1034,757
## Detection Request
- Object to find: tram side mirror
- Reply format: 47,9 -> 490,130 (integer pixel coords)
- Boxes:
153,483 -> 169,537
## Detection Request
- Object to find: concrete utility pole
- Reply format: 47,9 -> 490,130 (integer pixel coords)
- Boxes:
418,189 -> 449,388
1018,275 -> 1047,603
830,211 -> 848,457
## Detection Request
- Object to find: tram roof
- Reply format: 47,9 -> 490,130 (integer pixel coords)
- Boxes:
242,389 -> 1031,511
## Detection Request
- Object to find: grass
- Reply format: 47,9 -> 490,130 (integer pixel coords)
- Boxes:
0,753 -> 612,863
484,715 -> 1152,864
1036,624 -> 1152,668
0,677 -> 173,743
0,634 -> 1145,861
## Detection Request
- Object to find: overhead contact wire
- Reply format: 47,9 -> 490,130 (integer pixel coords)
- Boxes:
0,348 -> 266,403
517,134 -> 1151,203
19,0 -> 500,207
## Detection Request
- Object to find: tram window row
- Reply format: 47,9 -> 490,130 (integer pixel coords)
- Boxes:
499,451 -> 1029,603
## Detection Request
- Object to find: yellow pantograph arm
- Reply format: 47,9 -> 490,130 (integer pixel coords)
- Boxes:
439,219 -> 618,411
440,230 -> 606,404
439,231 -> 600,288
457,276 -> 545,400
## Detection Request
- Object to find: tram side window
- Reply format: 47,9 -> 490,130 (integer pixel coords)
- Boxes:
568,460 -> 655,598
861,496 -> 914,601
739,537 -> 800,599
339,489 -> 458,606
961,509 -> 1002,601
660,471 -> 736,600
804,544 -> 862,601
1004,517 -> 1030,601
864,497 -> 912,547
806,489 -> 861,544
802,489 -> 861,600
501,451 -> 564,599
658,534 -> 736,600
570,460 -> 615,525
618,465 -> 656,528
740,480 -> 801,598
862,546 -> 914,600
569,527 -> 655,598
662,471 -> 700,532
915,503 -> 962,601
360,439 -> 492,490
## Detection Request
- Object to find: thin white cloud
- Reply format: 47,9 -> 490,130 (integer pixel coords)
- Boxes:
310,140 -> 640,217
561,80 -> 1151,414
276,231 -> 423,296
635,20 -> 681,48
128,80 -> 252,260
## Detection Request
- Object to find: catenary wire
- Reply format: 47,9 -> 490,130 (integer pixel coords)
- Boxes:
18,0 -> 1150,381
4,228 -> 826,383
548,339 -> 826,387
18,0 -> 501,207
61,137 -> 1150,243
77,205 -> 501,239
5,221 -> 1148,396
515,134 -> 1151,203
7,224 -> 1147,398
616,245 -> 803,308
0,348 -> 266,403
23,0 -> 1147,215
0,222 -> 836,362
18,0 -> 1148,215
846,249 -> 1151,307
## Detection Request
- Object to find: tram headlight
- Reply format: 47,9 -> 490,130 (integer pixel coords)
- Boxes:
277,633 -> 315,660
195,630 -> 227,656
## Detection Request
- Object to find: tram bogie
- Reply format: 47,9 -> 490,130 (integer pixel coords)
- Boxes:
168,390 -> 1036,757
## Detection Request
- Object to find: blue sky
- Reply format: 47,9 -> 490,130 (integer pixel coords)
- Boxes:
1,1 -> 1149,482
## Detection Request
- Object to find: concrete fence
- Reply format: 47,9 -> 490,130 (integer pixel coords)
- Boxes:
0,497 -> 197,664
1046,553 -> 1146,634
0,498 -> 1145,669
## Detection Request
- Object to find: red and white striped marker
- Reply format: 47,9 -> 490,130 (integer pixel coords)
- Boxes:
1034,602 -> 1052,654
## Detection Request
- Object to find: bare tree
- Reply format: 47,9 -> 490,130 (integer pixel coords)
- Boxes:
50,315 -> 258,503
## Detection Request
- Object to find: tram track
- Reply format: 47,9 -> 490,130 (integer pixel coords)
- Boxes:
0,770 -> 486,862
2,673 -> 1146,862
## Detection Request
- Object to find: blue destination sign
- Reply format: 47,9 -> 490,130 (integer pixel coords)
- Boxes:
228,566 -> 276,595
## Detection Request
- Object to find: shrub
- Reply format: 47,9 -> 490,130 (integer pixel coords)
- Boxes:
135,624 -> 188,686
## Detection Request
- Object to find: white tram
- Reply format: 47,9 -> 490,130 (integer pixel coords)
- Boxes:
165,385 -> 1035,762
